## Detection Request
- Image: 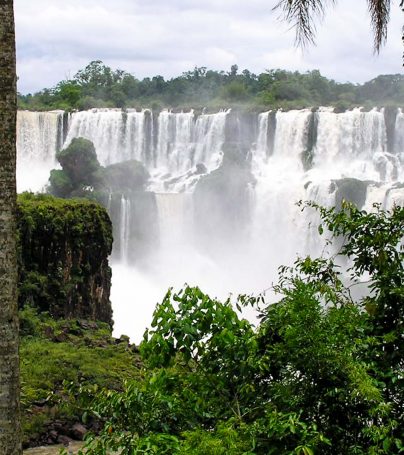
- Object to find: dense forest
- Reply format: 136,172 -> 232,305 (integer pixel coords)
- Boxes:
18,60 -> 404,112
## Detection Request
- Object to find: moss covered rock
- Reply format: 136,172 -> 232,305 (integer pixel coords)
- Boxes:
56,137 -> 101,186
17,193 -> 113,324
19,307 -> 141,449
49,138 -> 149,204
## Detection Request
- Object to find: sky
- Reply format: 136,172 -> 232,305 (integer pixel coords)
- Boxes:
15,0 -> 403,94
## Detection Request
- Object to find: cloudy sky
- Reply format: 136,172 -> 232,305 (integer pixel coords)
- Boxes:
15,0 -> 403,94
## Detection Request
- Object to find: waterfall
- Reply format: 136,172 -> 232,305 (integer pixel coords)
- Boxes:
193,110 -> 228,170
17,107 -> 404,257
155,110 -> 194,173
119,195 -> 131,264
149,110 -> 228,192
61,108 -> 229,193
394,108 -> 404,159
272,109 -> 312,162
250,107 -> 404,266
64,108 -> 151,165
251,109 -> 314,271
16,106 -> 404,341
313,107 -> 391,182
254,112 -> 270,167
16,110 -> 64,192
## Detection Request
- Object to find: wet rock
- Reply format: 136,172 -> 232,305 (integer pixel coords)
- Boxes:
57,434 -> 72,446
71,423 -> 87,441
195,163 -> 207,174
77,320 -> 98,330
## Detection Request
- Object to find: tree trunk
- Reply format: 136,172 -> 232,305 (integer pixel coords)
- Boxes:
0,0 -> 21,454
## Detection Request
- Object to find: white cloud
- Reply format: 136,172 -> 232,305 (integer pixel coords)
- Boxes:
14,0 -> 403,94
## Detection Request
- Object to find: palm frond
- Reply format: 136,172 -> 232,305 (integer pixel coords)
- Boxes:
275,0 -> 393,53
273,0 -> 337,47
367,0 -> 391,53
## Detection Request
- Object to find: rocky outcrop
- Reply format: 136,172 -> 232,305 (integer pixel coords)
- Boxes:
49,137 -> 149,200
17,193 -> 113,325
330,177 -> 371,209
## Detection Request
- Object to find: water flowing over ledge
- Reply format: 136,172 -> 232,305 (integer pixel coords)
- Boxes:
17,107 -> 404,341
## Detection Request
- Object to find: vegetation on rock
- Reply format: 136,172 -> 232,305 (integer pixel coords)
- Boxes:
19,307 -> 140,448
48,138 -> 148,201
56,138 -> 101,187
17,193 -> 113,323
102,160 -> 149,193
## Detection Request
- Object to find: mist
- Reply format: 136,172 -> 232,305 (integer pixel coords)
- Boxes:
17,107 -> 404,343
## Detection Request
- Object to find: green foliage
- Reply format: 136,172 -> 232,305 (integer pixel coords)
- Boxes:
56,137 -> 101,186
221,81 -> 249,101
49,137 -> 148,202
48,169 -> 74,198
71,203 -> 403,455
17,60 -> 404,111
19,307 -> 140,447
178,421 -> 254,454
53,80 -> 82,108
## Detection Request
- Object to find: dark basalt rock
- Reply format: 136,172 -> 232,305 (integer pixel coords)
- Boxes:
71,423 -> 88,441
102,159 -> 149,192
333,177 -> 372,209
17,193 -> 113,325
195,163 -> 208,174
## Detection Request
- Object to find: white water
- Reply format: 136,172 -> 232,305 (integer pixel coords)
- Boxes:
251,109 -> 313,275
119,196 -> 131,264
65,108 -> 150,165
64,108 -> 229,193
149,109 -> 228,192
313,107 -> 394,182
16,108 -> 404,342
17,110 -> 64,192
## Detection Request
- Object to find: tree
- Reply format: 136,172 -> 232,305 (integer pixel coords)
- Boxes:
275,0 -> 397,52
0,0 -> 21,454
53,80 -> 82,108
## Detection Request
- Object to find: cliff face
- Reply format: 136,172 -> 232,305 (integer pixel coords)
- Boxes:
17,193 -> 113,325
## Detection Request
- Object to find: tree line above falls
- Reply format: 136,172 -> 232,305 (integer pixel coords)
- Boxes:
18,60 -> 404,112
